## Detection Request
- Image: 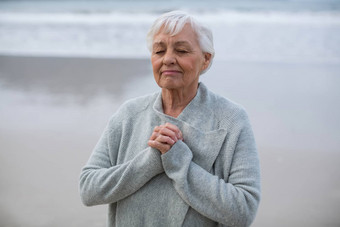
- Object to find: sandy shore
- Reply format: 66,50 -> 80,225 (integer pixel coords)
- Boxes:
1,54 -> 340,226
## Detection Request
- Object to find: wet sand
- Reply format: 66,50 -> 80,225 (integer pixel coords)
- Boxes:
0,54 -> 340,226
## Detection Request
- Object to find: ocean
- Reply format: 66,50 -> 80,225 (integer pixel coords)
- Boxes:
0,0 -> 340,63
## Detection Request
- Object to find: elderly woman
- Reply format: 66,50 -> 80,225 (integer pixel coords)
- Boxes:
80,11 -> 261,227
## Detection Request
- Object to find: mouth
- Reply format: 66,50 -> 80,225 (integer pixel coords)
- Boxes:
161,70 -> 181,76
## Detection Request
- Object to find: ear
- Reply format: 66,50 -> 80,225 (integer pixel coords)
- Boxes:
201,52 -> 212,71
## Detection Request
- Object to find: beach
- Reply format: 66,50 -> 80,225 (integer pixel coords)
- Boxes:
0,54 -> 340,226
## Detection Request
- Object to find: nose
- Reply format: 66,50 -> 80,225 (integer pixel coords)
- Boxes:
163,50 -> 176,65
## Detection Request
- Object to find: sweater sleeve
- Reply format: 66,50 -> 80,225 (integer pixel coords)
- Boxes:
79,116 -> 164,206
161,118 -> 261,227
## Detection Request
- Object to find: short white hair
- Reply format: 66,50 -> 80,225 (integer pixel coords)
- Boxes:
146,11 -> 215,73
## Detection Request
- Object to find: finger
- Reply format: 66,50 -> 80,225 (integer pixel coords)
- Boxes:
153,126 -> 161,133
148,140 -> 171,154
177,130 -> 183,140
158,127 -> 178,142
155,134 -> 175,145
149,131 -> 159,140
164,123 -> 183,140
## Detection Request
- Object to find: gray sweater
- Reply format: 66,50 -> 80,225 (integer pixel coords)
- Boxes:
79,83 -> 261,227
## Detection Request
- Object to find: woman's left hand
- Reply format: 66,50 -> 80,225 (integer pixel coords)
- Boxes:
148,123 -> 183,154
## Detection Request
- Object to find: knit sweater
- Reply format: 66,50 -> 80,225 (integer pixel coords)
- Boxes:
79,83 -> 261,227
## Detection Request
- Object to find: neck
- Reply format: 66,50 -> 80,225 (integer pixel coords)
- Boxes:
161,84 -> 199,118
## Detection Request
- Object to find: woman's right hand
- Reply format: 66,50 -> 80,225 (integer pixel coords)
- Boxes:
148,123 -> 183,154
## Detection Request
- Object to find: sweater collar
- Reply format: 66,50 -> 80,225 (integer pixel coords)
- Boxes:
153,82 -> 227,173
153,82 -> 214,130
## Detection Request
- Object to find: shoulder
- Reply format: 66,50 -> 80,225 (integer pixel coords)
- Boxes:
211,91 -> 247,119
108,92 -> 158,125
202,84 -> 249,129
121,92 -> 158,114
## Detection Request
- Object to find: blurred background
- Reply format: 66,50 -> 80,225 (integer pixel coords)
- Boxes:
0,0 -> 340,226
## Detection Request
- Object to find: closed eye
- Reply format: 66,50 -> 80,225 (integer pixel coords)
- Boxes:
176,49 -> 188,53
155,50 -> 165,54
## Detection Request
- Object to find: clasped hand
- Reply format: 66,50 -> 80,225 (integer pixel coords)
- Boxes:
148,123 -> 183,154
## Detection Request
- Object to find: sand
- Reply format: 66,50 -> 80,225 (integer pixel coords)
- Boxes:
0,54 -> 340,226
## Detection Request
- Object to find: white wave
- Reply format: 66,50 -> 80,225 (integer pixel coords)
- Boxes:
0,10 -> 339,63
194,10 -> 340,25
1,10 -> 340,24
0,12 -> 157,24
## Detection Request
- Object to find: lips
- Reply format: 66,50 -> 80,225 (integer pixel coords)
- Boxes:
161,69 -> 182,76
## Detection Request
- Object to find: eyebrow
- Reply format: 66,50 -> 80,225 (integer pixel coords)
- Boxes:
153,40 -> 192,48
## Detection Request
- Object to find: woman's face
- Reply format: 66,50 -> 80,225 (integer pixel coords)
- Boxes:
151,24 -> 211,92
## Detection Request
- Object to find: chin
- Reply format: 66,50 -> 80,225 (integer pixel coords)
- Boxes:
158,79 -> 183,90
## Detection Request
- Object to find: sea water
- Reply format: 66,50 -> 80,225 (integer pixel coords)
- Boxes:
0,0 -> 340,63
1,0 -> 340,155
